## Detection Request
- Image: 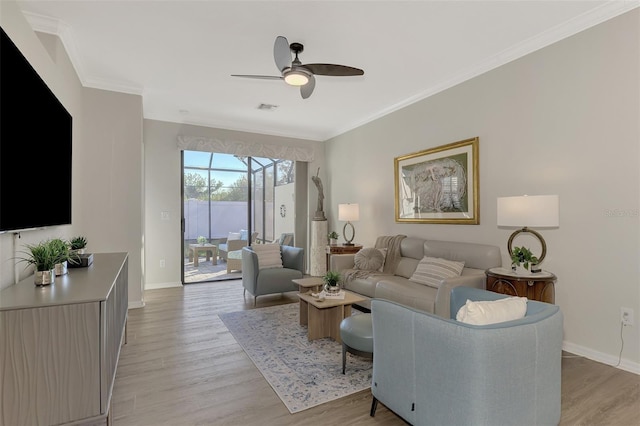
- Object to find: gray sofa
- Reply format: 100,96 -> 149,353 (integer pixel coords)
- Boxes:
330,237 -> 502,318
370,286 -> 563,425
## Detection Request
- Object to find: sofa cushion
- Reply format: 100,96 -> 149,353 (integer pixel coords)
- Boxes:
375,278 -> 438,313
354,247 -> 386,271
252,243 -> 283,269
409,256 -> 465,289
239,229 -> 249,241
456,296 -> 528,325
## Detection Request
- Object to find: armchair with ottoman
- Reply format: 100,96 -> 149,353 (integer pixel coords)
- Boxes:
241,244 -> 304,306
370,286 -> 563,425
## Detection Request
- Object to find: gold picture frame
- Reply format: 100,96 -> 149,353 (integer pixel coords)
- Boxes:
394,137 -> 479,224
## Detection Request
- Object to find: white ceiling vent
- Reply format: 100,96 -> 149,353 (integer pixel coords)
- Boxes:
257,103 -> 279,111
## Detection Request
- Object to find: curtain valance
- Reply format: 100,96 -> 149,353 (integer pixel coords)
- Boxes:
177,135 -> 314,162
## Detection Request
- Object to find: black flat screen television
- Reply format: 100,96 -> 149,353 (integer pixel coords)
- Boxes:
0,27 -> 73,233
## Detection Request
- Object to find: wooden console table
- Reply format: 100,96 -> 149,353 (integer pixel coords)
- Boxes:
0,252 -> 129,425
485,267 -> 556,304
326,244 -> 363,271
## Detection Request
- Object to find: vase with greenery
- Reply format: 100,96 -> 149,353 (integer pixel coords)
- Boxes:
70,236 -> 88,254
197,236 -> 207,245
49,238 -> 71,276
327,231 -> 339,245
323,270 -> 341,294
17,240 -> 66,286
510,246 -> 538,274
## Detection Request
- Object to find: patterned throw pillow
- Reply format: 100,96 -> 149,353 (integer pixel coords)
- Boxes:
354,247 -> 385,271
252,243 -> 283,269
409,256 -> 465,289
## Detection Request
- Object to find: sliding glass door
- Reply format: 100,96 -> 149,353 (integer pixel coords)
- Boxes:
181,151 -> 295,284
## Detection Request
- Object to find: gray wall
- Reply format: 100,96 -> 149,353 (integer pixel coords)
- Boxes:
0,1 -> 145,308
325,10 -> 639,371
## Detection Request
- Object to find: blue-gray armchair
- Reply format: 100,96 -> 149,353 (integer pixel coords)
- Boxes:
241,245 -> 304,306
370,286 -> 563,426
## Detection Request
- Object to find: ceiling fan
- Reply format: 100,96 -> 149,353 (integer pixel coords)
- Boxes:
231,36 -> 364,99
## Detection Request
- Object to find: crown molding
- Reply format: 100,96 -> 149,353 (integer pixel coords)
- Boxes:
22,11 -> 144,96
23,12 -> 86,85
328,1 -> 640,140
22,2 -> 640,141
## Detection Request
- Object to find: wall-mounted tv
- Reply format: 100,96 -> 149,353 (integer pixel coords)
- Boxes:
0,27 -> 73,233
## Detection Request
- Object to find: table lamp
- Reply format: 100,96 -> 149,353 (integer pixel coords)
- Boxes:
338,203 -> 359,246
497,195 -> 559,267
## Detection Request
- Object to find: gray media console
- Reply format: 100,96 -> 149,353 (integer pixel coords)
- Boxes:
0,252 -> 129,425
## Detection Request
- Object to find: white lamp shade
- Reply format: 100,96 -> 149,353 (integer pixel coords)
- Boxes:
497,195 -> 559,227
338,203 -> 360,222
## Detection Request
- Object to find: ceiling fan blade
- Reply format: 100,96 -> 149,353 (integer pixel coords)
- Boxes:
300,74 -> 315,99
304,63 -> 364,76
231,74 -> 283,80
274,36 -> 291,72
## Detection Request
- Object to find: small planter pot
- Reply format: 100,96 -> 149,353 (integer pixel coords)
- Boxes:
324,283 -> 341,294
54,261 -> 68,276
35,269 -> 55,286
513,264 -> 531,275
329,238 -> 338,245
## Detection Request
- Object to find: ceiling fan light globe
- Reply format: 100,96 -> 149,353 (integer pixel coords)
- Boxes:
283,70 -> 309,86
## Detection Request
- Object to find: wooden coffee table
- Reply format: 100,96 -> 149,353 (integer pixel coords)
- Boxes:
298,290 -> 367,343
292,277 -> 324,294
189,243 -> 218,266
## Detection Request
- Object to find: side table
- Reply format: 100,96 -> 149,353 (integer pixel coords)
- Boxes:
189,243 -> 218,267
485,267 -> 556,304
326,244 -> 363,271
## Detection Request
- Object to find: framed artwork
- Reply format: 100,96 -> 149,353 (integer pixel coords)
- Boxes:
394,137 -> 479,224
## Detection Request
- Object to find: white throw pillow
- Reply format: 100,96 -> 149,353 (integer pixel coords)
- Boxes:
252,243 -> 283,269
409,256 -> 465,289
227,232 -> 241,241
456,297 -> 528,325
354,247 -> 385,271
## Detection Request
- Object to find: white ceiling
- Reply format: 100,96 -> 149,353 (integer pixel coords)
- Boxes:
17,1 -> 638,141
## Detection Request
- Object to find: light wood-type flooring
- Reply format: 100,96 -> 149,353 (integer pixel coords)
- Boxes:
111,280 -> 639,425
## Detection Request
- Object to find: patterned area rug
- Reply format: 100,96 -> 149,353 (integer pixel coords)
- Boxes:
219,303 -> 372,413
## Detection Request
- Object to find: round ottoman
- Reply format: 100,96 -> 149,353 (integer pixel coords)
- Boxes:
339,313 -> 373,374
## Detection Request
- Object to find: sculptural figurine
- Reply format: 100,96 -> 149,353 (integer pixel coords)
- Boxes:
311,168 -> 326,221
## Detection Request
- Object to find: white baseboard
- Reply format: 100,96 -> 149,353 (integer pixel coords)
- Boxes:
128,300 -> 145,309
563,341 -> 640,375
144,281 -> 183,290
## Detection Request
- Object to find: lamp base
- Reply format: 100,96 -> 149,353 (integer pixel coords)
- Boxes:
507,227 -> 548,264
342,221 -> 356,246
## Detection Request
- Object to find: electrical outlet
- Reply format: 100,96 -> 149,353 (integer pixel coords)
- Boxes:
159,259 -> 166,268
621,307 -> 634,326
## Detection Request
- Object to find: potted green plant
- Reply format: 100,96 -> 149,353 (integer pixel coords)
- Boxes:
197,235 -> 207,245
327,231 -> 339,245
49,238 -> 71,276
17,240 -> 65,286
510,246 -> 538,274
323,270 -> 341,294
70,236 -> 87,255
